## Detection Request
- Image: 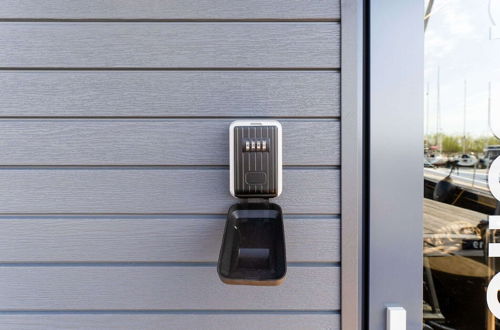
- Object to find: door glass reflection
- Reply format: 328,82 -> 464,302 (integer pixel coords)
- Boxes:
424,0 -> 500,328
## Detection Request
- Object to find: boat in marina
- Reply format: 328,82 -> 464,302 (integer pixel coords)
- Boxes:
455,154 -> 478,167
427,153 -> 449,167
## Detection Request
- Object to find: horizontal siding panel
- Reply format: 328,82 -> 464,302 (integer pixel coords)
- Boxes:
0,23 -> 339,68
0,216 -> 339,262
0,169 -> 339,214
0,0 -> 340,20
0,314 -> 339,330
0,120 -> 339,165
0,71 -> 339,117
0,266 -> 339,310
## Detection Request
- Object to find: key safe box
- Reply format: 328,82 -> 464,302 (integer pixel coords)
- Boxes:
218,120 -> 286,286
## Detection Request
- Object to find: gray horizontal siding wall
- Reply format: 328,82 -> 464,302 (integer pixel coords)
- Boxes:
0,1 -> 341,329
0,315 -> 340,330
0,0 -> 340,19
0,169 -> 339,213
0,71 -> 340,117
0,23 -> 339,68
0,119 -> 339,165
0,215 -> 339,262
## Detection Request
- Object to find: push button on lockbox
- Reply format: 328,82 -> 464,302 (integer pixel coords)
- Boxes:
245,172 -> 267,185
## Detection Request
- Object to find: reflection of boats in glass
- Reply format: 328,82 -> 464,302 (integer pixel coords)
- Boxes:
425,167 -> 496,215
424,156 -> 500,328
478,145 -> 500,169
427,153 -> 449,166
424,164 -> 500,329
425,158 -> 436,168
454,154 -> 478,167
422,1 -> 500,327
423,198 -> 496,330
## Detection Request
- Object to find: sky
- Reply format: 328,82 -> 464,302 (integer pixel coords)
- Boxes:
425,0 -> 500,137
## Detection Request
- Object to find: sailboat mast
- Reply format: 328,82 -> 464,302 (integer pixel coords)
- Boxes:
489,81 -> 491,131
436,66 -> 441,150
463,79 -> 467,154
488,81 -> 500,141
426,82 -> 430,147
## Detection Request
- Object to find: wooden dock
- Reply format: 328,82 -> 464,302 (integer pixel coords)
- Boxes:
424,198 -> 487,257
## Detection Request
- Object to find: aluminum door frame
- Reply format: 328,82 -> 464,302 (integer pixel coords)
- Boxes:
343,1 -> 422,329
368,0 -> 423,329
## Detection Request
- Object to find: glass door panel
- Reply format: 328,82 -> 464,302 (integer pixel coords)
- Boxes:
424,1 -> 500,328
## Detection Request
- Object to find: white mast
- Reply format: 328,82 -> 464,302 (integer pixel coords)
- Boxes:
463,79 -> 467,154
436,66 -> 442,151
488,81 -> 500,140
426,82 -> 430,147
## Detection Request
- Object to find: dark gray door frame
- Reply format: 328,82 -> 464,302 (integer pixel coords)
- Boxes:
342,1 -> 423,329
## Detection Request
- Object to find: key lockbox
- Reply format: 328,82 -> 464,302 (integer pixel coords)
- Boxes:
229,120 -> 282,198
218,120 -> 286,286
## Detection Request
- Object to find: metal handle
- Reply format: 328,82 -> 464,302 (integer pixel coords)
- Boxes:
386,306 -> 406,330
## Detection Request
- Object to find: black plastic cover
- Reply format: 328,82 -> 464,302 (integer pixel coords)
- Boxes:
217,202 -> 286,286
